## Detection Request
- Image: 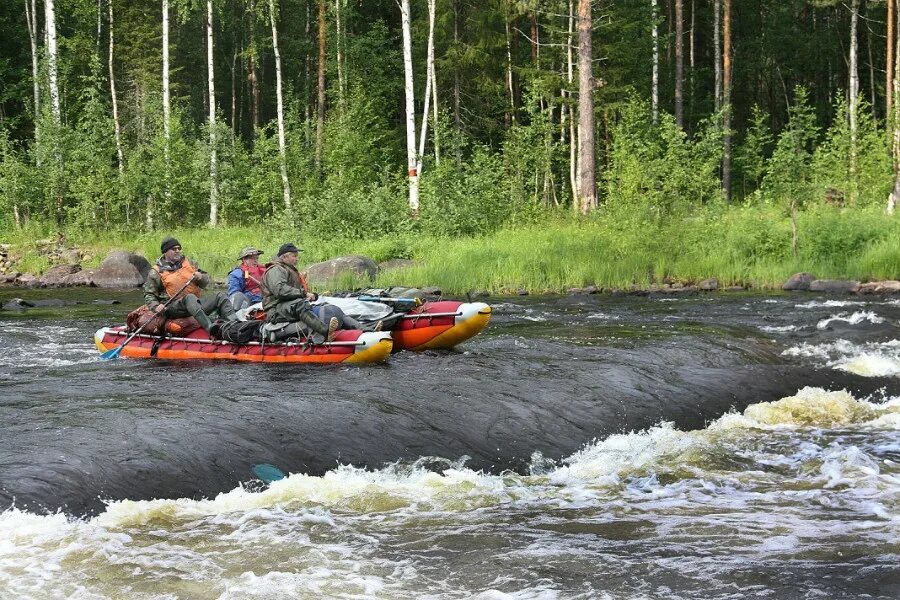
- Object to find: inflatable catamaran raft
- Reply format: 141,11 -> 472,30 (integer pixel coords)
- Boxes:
94,297 -> 492,364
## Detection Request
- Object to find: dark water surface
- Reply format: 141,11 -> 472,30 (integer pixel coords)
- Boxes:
0,289 -> 898,599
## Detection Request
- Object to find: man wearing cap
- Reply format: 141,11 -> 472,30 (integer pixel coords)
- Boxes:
143,236 -> 238,334
227,247 -> 267,310
260,243 -> 339,343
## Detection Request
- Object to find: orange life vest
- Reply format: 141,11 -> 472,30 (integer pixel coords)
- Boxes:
154,260 -> 202,299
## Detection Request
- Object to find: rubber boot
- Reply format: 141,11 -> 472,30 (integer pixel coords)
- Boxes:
218,294 -> 240,322
184,295 -> 214,333
297,310 -> 339,342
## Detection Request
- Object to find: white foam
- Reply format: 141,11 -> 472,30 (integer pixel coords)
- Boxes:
760,325 -> 798,333
783,339 -> 900,377
796,300 -> 866,309
816,311 -> 885,329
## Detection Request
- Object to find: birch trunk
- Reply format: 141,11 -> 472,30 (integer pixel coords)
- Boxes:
157,0 -> 170,227
849,0 -> 859,203
96,0 -> 103,57
722,0 -> 732,202
505,13 -> 515,125
335,0 -> 345,106
713,0 -> 721,112
674,0 -> 683,128
400,0 -> 419,215
45,0 -> 61,126
418,0 -> 437,170
890,3 -> 899,214
269,0 -> 292,211
568,0 -> 578,201
248,0 -> 259,135
453,0 -> 460,127
108,0 -> 124,174
888,0 -> 894,121
651,0 -> 659,124
207,0 -> 219,226
577,0 -> 596,213
315,0 -> 326,171
25,0 -> 40,157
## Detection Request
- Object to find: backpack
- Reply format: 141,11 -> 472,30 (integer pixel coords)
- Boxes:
213,319 -> 265,344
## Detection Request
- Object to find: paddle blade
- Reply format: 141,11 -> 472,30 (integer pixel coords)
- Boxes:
252,463 -> 286,483
100,346 -> 123,360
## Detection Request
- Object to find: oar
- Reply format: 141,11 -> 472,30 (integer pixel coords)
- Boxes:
357,295 -> 422,304
252,463 -> 286,483
101,278 -> 194,360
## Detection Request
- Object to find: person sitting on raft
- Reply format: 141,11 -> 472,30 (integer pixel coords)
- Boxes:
144,236 -> 238,335
260,243 -> 381,343
227,246 -> 266,310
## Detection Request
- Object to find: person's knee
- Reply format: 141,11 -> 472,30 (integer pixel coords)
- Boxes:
230,292 -> 249,311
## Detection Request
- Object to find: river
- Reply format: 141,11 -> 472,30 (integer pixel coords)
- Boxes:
0,289 -> 898,599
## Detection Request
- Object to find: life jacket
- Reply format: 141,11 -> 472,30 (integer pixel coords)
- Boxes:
154,259 -> 202,299
240,263 -> 267,296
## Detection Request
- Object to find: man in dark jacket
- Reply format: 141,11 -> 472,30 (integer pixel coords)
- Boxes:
143,236 -> 237,333
261,243 -> 339,342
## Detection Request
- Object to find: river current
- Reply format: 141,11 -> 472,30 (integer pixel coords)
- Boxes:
0,289 -> 898,599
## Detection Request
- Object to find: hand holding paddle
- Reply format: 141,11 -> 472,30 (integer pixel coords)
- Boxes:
101,279 -> 193,360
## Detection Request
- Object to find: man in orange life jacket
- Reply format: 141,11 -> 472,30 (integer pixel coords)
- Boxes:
227,247 -> 266,310
143,236 -> 237,334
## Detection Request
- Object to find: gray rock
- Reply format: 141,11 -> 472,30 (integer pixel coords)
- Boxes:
857,280 -> 900,294
306,255 -> 378,283
421,286 -> 442,296
516,289 -> 529,296
783,272 -> 816,291
60,248 -> 81,265
724,285 -> 746,292
16,273 -> 40,287
39,264 -> 81,287
90,250 -> 148,288
698,278 -> 719,291
62,269 -> 98,287
378,258 -> 417,271
808,279 -> 860,294
3,298 -> 35,309
0,273 -> 19,284
471,289 -> 490,298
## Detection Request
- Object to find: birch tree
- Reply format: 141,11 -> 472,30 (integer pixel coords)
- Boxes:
417,0 -> 437,172
577,0 -> 596,213
849,0 -> 859,203
45,0 -> 62,127
335,0 -> 345,106
674,0 -> 683,128
157,0 -> 171,228
108,0 -> 124,174
25,0 -> 40,151
269,0 -> 291,211
713,0 -> 721,112
651,0 -> 659,124
207,0 -> 219,226
400,0 -> 419,215
315,0 -> 326,171
722,0 -> 732,201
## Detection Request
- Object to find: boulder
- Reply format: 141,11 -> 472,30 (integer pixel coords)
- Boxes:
62,269 -> 98,287
808,279 -> 860,294
516,289 -> 529,296
59,248 -> 81,265
39,264 -> 81,287
857,280 -> 900,295
698,278 -> 719,291
2,298 -> 34,309
16,273 -> 40,287
306,255 -> 378,283
0,273 -> 19,284
378,258 -> 417,272
421,286 -> 442,297
91,250 -> 148,288
782,272 -> 816,291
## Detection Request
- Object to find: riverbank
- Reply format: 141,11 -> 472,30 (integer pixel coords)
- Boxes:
1,205 -> 898,294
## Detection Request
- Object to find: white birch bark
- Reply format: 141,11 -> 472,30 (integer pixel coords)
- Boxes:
45,0 -> 61,126
568,0 -> 578,202
207,0 -> 219,226
400,0 -> 419,215
713,0 -> 721,112
335,0 -> 345,106
157,0 -> 171,227
108,0 -> 124,174
417,0 -> 436,171
651,0 -> 659,124
269,0 -> 292,211
25,0 -> 40,161
849,0 -> 859,202
890,3 -> 899,213
505,14 -> 515,124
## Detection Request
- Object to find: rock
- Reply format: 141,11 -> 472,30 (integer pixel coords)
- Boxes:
698,278 -> 719,291
724,285 -> 746,292
306,255 -> 378,283
856,280 -> 900,295
16,273 -> 40,287
783,272 -> 816,291
808,279 -> 860,294
30,299 -> 79,307
516,289 -> 529,296
2,298 -> 35,309
92,299 -> 121,305
471,289 -> 490,298
421,286 -> 442,297
90,250 -> 147,288
59,248 -> 81,265
39,264 -> 81,287
61,269 -> 97,287
671,282 -> 684,290
379,258 -> 417,271
0,273 -> 19,284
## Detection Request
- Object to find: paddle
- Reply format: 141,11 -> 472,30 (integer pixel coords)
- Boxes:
357,295 -> 422,304
100,278 -> 195,360
252,463 -> 286,483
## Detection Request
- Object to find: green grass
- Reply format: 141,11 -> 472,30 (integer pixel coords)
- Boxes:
2,205 -> 898,293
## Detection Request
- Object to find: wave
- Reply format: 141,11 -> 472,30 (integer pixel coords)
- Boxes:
816,311 -> 885,330
796,300 -> 867,309
784,339 -> 900,377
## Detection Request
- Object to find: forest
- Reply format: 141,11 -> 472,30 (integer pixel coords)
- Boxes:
0,0 -> 899,289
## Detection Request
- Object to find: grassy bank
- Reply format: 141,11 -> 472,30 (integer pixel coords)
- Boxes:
2,205 -> 898,293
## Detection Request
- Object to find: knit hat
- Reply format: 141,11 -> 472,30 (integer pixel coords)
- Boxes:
277,243 -> 300,257
238,246 -> 263,260
160,237 -> 181,254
